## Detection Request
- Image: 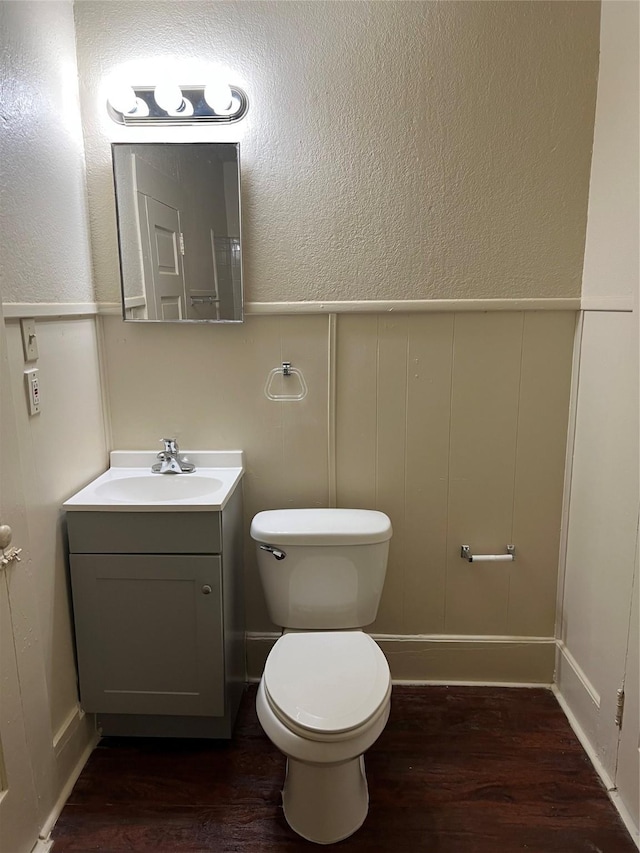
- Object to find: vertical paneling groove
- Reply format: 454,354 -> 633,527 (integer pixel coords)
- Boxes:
278,315 -> 329,506
278,316 -> 286,491
327,314 -> 337,507
509,313 -> 527,540
402,329 -> 410,633
443,314 -> 458,629
555,312 -> 583,640
335,315 -> 378,508
506,313 -> 526,625
374,316 -> 380,509
372,316 -> 409,633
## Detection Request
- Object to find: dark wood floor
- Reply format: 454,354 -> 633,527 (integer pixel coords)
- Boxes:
52,685 -> 635,852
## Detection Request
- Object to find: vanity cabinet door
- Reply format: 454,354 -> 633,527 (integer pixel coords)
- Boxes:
70,554 -> 224,717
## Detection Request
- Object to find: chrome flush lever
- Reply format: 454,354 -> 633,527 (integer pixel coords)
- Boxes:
259,544 -> 286,561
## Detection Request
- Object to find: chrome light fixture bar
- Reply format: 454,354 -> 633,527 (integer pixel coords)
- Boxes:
107,84 -> 249,126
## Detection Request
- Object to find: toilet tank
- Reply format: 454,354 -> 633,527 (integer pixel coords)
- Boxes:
250,508 -> 392,629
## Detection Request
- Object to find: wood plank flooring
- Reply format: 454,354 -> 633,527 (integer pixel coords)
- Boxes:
52,685 -> 635,852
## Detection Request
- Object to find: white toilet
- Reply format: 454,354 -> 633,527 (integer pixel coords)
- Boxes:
250,508 -> 393,845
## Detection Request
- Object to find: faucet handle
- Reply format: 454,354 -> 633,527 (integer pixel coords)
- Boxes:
161,438 -> 178,455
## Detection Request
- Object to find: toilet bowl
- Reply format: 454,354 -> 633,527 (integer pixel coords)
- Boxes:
250,507 -> 393,844
256,631 -> 391,844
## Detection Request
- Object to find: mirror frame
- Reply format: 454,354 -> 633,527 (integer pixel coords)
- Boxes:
112,142 -> 243,324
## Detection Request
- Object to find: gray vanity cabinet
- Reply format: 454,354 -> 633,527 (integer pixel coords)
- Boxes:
67,485 -> 245,738
69,554 -> 224,717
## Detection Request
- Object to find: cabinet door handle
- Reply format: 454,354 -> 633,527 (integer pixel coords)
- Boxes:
201,584 -> 212,595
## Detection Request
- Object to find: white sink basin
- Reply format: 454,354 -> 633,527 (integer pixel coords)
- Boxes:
64,451 -> 243,512
94,475 -> 225,503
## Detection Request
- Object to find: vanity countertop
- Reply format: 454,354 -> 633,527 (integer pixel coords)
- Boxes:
63,451 -> 244,512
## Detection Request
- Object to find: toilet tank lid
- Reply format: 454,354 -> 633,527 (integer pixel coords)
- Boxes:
250,508 -> 392,546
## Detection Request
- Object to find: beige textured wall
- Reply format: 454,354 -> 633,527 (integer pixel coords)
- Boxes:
75,1 -> 587,681
0,1 -> 94,304
102,310 -> 575,654
0,0 -> 107,736
0,0 -> 107,835
74,0 -> 600,305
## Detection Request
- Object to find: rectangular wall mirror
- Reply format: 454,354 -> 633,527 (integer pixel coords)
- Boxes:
112,143 -> 243,322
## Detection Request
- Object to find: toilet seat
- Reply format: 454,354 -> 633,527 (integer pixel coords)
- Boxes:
263,631 -> 391,740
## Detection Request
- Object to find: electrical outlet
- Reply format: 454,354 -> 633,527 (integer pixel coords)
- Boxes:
20,318 -> 39,361
24,368 -> 41,415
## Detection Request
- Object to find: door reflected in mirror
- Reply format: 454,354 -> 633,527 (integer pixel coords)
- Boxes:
112,143 -> 243,322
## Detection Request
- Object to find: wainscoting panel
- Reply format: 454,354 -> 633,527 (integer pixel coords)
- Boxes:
510,311 -> 577,636
334,311 -> 574,645
445,312 -> 524,635
104,310 -> 575,659
403,314 -> 454,634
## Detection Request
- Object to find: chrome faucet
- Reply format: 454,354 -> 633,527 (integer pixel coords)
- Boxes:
151,438 -> 196,474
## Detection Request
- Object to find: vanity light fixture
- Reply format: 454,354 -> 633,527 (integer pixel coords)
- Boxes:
203,80 -> 233,114
153,82 -> 194,117
107,83 -> 150,118
107,81 -> 248,125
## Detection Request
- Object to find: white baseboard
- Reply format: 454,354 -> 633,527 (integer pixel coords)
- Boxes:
246,632 -> 556,683
552,684 -> 612,788
555,641 -> 601,706
554,641 -> 600,746
390,678 -> 553,688
52,705 -> 87,758
552,685 -> 639,849
40,734 -> 98,839
607,789 -> 640,850
40,707 -> 99,840
554,641 -> 638,845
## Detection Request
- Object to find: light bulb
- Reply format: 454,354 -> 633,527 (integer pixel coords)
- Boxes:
204,80 -> 233,114
107,84 -> 138,115
154,83 -> 188,114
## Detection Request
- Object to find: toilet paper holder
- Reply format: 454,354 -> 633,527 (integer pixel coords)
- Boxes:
460,544 -> 515,563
